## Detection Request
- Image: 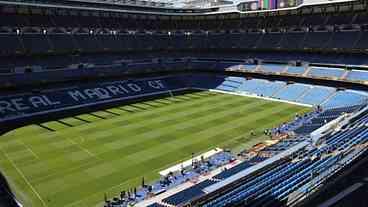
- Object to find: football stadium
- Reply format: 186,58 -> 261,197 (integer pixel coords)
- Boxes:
0,0 -> 368,207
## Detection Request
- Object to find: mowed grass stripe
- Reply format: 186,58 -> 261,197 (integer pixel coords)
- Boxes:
11,99 -> 290,188
1,93 -> 237,163
1,92 -> 215,140
0,92 -> 219,142
0,92 -> 309,207
1,93 -> 233,163
22,95 -> 260,181
0,93 -> 234,181
5,98 -> 286,180
34,102 -> 291,195
44,103 -> 302,206
10,96 -> 260,183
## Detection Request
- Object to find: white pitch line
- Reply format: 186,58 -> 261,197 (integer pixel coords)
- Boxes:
0,147 -> 48,207
66,137 -> 99,159
17,140 -> 39,159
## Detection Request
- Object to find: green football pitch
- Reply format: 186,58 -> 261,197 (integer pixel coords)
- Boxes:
0,91 -> 309,207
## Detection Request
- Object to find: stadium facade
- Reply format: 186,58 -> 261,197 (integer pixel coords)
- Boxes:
0,0 -> 368,207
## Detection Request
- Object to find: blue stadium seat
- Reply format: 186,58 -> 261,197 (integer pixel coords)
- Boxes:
261,64 -> 286,73
214,161 -> 253,180
323,90 -> 368,108
298,86 -> 336,105
162,179 -> 216,206
22,34 -> 52,54
47,34 -> 77,52
303,32 -> 332,49
286,66 -> 306,75
346,70 -> 368,81
308,67 -> 345,79
0,34 -> 24,55
273,84 -> 310,101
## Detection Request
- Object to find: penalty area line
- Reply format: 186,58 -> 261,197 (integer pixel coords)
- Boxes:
66,137 -> 100,160
0,147 -> 48,207
17,140 -> 40,159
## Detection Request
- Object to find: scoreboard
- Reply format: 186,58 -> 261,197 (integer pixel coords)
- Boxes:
239,0 -> 303,11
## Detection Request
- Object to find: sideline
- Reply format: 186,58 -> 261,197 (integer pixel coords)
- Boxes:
196,88 -> 313,108
0,147 -> 48,207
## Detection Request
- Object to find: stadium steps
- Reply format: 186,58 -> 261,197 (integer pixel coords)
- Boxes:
324,32 -> 335,49
70,33 -> 81,51
300,31 -> 309,48
45,35 -> 54,52
282,65 -> 289,73
254,64 -> 262,72
352,31 -> 364,49
302,66 -> 312,77
254,34 -> 264,48
277,32 -> 287,48
320,91 -> 338,106
341,70 -> 350,80
16,36 -> 25,53
296,86 -> 313,102
351,14 -> 359,25
270,84 -> 288,97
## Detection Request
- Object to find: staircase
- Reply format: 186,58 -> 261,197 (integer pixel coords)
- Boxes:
320,91 -> 337,106
302,66 -> 312,77
341,70 -> 350,80
296,86 -> 313,102
254,64 -> 263,72
352,31 -> 363,49
271,84 -> 288,98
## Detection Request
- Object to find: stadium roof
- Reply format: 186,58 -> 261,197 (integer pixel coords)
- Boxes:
0,0 -> 359,13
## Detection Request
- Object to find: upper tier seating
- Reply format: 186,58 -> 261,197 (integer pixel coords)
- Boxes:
242,64 -> 258,71
279,32 -> 305,49
47,34 -> 77,52
303,31 -> 332,49
260,64 -> 286,73
22,34 -> 52,54
257,33 -> 283,49
354,31 -> 368,50
307,67 -> 345,79
0,34 -> 24,55
346,70 -> 368,81
286,66 -> 306,75
326,31 -> 360,49
0,30 -> 365,57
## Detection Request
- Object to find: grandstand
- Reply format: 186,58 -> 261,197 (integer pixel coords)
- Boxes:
0,0 -> 368,207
